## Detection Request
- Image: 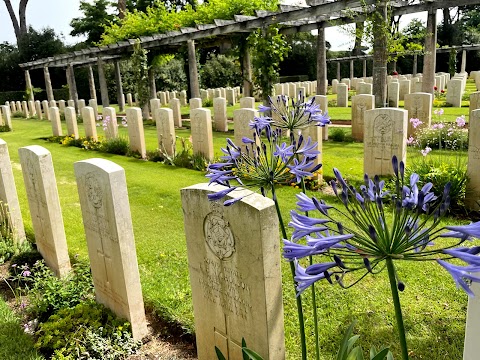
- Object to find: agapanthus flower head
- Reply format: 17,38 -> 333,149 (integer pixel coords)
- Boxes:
284,155 -> 480,298
257,94 -> 331,131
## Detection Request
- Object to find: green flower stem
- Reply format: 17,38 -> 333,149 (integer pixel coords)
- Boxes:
271,185 -> 307,360
300,179 -> 320,360
386,257 -> 409,360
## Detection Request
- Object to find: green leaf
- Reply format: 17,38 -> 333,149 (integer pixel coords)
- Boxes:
242,348 -> 265,360
242,338 -> 249,360
370,346 -> 377,359
347,335 -> 361,353
336,321 -> 357,360
346,346 -> 364,360
215,346 -> 227,360
371,348 -> 392,360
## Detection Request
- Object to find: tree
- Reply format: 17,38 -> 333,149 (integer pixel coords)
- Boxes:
3,0 -> 29,44
70,0 -> 115,46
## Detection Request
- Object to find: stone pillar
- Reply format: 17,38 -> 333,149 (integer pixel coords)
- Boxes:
350,60 -> 354,80
67,64 -> 79,110
372,0 -> 388,108
187,40 -> 200,99
363,59 -> 367,78
44,66 -> 55,102
25,70 -> 34,102
461,50 -> 467,73
316,22 -> 327,96
148,67 -> 157,99
337,62 -> 341,81
87,65 -> 97,101
97,57 -> 110,107
413,53 -> 418,76
393,61 -> 397,72
114,61 -> 125,112
242,44 -> 253,97
422,8 -> 437,94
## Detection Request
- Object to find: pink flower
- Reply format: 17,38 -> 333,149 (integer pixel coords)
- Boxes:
407,136 -> 415,145
410,118 -> 423,129
455,115 -> 466,128
420,146 -> 432,157
434,109 -> 444,116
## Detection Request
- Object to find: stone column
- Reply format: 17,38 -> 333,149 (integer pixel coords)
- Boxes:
242,44 -> 253,97
66,64 -> 79,109
97,57 -> 110,107
413,53 -> 418,76
461,50 -> 467,73
372,0 -> 388,108
337,62 -> 341,81
148,67 -> 157,99
87,65 -> 97,101
25,70 -> 34,102
316,22 -> 327,96
44,66 -> 54,102
393,60 -> 397,72
187,40 -> 200,99
114,61 -> 125,112
363,59 -> 367,78
350,60 -> 354,80
422,8 -> 437,94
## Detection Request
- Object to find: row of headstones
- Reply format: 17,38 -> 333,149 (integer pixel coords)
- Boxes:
199,87 -> 242,106
5,99 -> 98,120
182,108 -> 480,358
0,141 -> 148,340
273,81 -> 318,99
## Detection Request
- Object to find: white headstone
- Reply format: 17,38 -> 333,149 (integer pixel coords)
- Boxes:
337,83 -> 348,107
470,92 -> 480,120
42,101 -> 50,120
65,107 -> 79,139
169,98 -> 182,128
126,108 -> 146,159
387,82 -> 399,108
22,101 -> 29,118
35,101 -> 43,120
240,97 -> 255,109
126,93 -> 133,106
191,108 -> 214,161
0,139 -> 26,242
74,158 -> 148,340
404,93 -> 433,137
81,106 -> 98,141
234,108 -> 258,150
18,145 -> 71,277
351,94 -> 375,141
364,108 -> 408,176
154,108 -> 175,157
213,97 -> 228,132
103,107 -> 118,139
181,183 -> 285,360
226,89 -> 236,106
50,107 -> 63,137
190,98 -> 202,110
0,106 -> 12,129
399,80 -> 411,101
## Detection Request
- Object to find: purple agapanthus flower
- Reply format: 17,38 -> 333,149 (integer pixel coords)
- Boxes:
437,260 -> 480,297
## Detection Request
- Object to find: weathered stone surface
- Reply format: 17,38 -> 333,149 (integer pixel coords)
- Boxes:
357,82 -> 373,95
312,95 -> 328,141
446,79 -> 463,107
28,100 -> 35,117
50,107 -> 63,137
399,80 -> 411,101
179,90 -> 187,106
82,106 -> 98,141
58,100 -> 66,113
1,106 -> 12,129
337,83 -> 348,107
387,82 -> 399,107
234,108 -> 258,150
200,89 -> 209,102
226,89 -> 236,106
22,101 -> 29,118
0,139 -> 26,242
364,108 -> 408,176
65,107 -> 79,139
126,93 -> 133,106
67,100 -> 75,109
332,79 -> 339,94
88,99 -> 99,121
404,92 -> 432,137
239,97 -> 255,109
169,98 -> 182,128
126,108 -> 146,159
150,98 -> 161,116
213,97 -> 228,132
181,183 -> 285,360
464,279 -> 480,359
190,98 -> 202,110
35,101 -> 43,120
77,99 -> 86,113
74,158 -> 148,340
18,145 -> 71,277
154,108 -> 175,157
158,92 -> 167,106
351,94 -> 375,141
467,109 -> 480,210
191,108 -> 214,161
103,107 -> 118,139
470,92 -> 480,120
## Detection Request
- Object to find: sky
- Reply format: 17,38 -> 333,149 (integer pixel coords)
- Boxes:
0,0 -> 433,50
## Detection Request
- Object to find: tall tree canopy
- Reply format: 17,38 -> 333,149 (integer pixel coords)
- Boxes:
70,0 -> 116,46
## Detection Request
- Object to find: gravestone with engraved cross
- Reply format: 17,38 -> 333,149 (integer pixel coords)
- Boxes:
404,92 -> 432,137
351,94 -> 375,141
181,183 -> 285,360
74,158 -> 148,340
191,108 -> 214,161
364,108 -> 407,176
18,146 -> 71,277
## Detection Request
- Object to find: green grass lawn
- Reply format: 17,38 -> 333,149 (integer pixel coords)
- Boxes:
0,106 -> 473,359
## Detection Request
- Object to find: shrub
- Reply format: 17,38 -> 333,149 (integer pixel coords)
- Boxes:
12,111 -> 24,118
203,98 -> 213,107
412,118 -> 468,150
407,155 -> 468,213
34,301 -> 140,359
99,137 -> 129,155
200,54 -> 242,89
0,124 -> 11,132
8,249 -> 42,277
330,128 -> 346,142
0,203 -> 29,264
27,260 -> 95,321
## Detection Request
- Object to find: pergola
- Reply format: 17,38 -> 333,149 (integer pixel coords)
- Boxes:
18,0 -> 480,109
327,44 -> 480,79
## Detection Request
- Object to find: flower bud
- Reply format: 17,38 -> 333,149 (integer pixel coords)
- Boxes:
334,255 -> 346,269
397,281 -> 405,292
